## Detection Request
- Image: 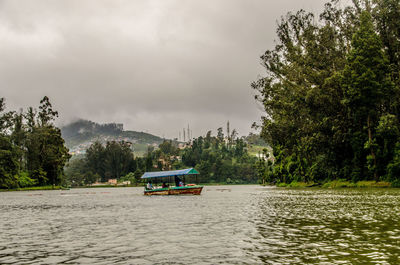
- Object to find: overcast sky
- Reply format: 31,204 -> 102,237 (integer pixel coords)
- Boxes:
0,0 -> 328,139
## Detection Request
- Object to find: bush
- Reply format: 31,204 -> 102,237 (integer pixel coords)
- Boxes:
386,143 -> 400,182
391,179 -> 400,188
356,181 -> 390,188
18,171 -> 37,188
121,172 -> 137,185
286,181 -> 310,188
29,168 -> 48,186
0,173 -> 18,189
322,179 -> 356,188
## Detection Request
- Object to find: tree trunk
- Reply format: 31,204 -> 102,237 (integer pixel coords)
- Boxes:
367,115 -> 378,181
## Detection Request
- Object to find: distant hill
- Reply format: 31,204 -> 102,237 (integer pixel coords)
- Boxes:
244,132 -> 268,147
61,119 -> 164,156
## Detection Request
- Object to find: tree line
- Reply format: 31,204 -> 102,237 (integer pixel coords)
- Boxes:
65,123 -> 259,185
160,125 -> 258,184
0,97 -> 70,188
0,94 -> 260,188
253,0 -> 400,186
65,140 -> 147,186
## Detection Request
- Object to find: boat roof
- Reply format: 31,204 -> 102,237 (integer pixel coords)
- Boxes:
141,168 -> 199,179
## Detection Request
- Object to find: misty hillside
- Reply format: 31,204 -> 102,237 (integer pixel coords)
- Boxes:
61,119 -> 164,156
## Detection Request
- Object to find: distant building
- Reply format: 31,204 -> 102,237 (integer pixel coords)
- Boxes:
108,179 -> 117,185
92,181 -> 103,186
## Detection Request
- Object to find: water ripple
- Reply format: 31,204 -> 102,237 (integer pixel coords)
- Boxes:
1,187 -> 399,264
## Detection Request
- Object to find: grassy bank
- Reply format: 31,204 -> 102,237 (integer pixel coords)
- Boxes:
67,182 -> 257,189
1,184 -> 143,191
0,186 -> 64,192
76,182 -> 255,188
276,180 -> 395,188
74,184 -> 143,188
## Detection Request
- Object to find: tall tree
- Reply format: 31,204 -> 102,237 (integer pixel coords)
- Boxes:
341,11 -> 393,180
86,141 -> 106,180
252,3 -> 358,182
253,1 -> 400,184
11,111 -> 26,173
0,98 -> 19,188
25,97 -> 70,185
104,141 -> 133,180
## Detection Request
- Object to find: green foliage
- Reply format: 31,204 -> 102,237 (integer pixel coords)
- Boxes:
104,141 -> 133,179
321,179 -> 356,188
255,149 -> 273,184
86,141 -> 106,179
245,133 -> 268,146
158,140 -> 178,155
29,168 -> 48,186
177,128 -> 257,184
65,140 -> 137,185
321,179 -> 391,188
253,1 -> 400,185
17,172 -> 37,188
391,179 -> 400,188
134,169 -> 143,182
0,135 -> 19,188
386,143 -> 400,182
284,181 -> 312,188
0,96 -> 70,189
120,172 -> 137,185
25,100 -> 70,186
84,172 -> 98,185
341,11 -> 393,180
64,158 -> 87,186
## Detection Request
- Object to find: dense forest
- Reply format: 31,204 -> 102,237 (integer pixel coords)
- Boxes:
0,97 -> 70,188
253,0 -> 400,186
171,127 -> 258,184
64,124 -> 259,186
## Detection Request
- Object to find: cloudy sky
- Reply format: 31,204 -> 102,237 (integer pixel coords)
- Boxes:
0,0 -> 327,139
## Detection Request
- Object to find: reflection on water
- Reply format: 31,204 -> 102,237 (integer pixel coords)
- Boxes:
0,186 -> 399,264
248,188 -> 400,264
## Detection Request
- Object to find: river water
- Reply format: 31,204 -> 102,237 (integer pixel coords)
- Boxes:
1,186 -> 399,264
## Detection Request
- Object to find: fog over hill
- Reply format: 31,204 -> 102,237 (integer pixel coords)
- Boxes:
61,119 -> 164,156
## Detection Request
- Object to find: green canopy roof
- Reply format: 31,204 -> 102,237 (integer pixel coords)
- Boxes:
141,168 -> 199,179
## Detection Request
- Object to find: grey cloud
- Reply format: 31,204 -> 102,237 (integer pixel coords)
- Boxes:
0,0 -> 325,138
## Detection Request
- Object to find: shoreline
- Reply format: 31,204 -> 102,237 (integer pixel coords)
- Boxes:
272,180 -> 398,188
2,181 -> 399,192
0,186 -> 64,192
0,183 -> 257,192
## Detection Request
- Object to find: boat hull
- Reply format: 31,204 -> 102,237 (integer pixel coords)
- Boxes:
144,186 -> 203,196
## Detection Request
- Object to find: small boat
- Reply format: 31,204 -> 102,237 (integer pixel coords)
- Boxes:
141,168 -> 203,196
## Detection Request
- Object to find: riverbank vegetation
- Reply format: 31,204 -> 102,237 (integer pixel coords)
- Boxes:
64,123 -> 260,186
0,97 -> 70,189
0,185 -> 64,192
254,0 -> 400,188
277,180 -> 391,188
